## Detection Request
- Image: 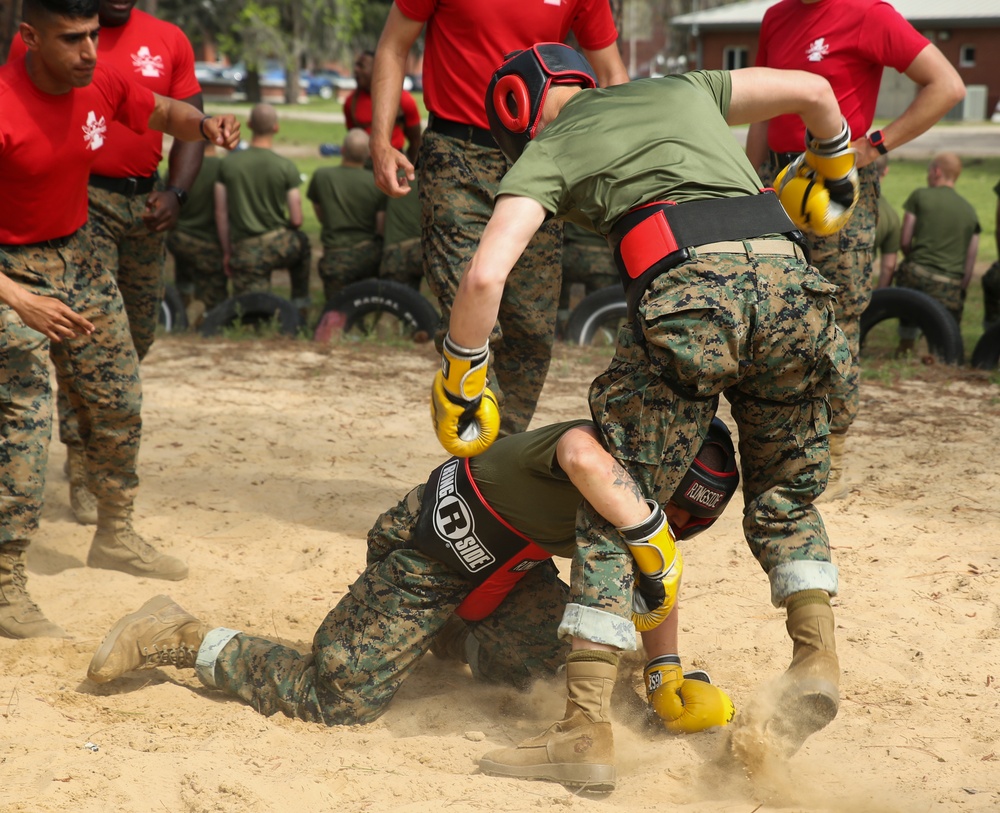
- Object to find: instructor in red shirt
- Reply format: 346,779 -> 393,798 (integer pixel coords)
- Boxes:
11,0 -> 205,526
371,1 -> 628,438
745,0 -> 965,501
0,0 -> 239,639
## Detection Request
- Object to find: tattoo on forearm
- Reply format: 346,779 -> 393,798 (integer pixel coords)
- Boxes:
611,462 -> 644,503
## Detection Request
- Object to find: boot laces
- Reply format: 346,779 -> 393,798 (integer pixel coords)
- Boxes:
144,642 -> 198,669
7,561 -> 43,614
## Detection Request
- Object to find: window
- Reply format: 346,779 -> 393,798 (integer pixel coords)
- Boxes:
959,45 -> 975,67
723,46 -> 749,71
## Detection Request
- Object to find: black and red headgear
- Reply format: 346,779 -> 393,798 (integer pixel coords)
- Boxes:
670,418 -> 740,540
485,43 -> 598,163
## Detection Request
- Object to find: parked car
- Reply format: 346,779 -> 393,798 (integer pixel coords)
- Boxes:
301,70 -> 356,99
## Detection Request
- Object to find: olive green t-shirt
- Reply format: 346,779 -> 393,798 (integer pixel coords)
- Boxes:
468,419 -> 592,558
903,186 -> 980,278
498,71 -> 762,234
306,165 -> 388,249
175,155 -> 221,244
218,147 -> 301,242
564,220 -> 606,248
874,194 -> 900,257
382,179 -> 421,247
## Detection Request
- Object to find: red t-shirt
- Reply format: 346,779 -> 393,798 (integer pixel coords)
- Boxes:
9,9 -> 200,177
343,87 -> 421,151
0,59 -> 155,244
395,0 -> 617,129
755,0 -> 928,153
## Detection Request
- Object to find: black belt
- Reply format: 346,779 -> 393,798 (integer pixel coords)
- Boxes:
769,151 -> 802,170
426,114 -> 497,149
89,173 -> 158,196
609,193 -> 804,320
0,231 -> 77,251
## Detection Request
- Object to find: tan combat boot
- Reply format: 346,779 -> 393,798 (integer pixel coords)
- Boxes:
767,589 -> 840,757
87,506 -> 188,580
0,542 -> 70,639
66,446 -> 98,525
816,432 -> 849,503
479,650 -> 618,791
88,594 -> 208,683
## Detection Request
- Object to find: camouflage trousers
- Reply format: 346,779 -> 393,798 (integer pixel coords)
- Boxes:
230,228 -> 312,304
894,260 -> 965,329
0,232 -> 142,544
419,131 -> 563,435
316,239 -> 382,302
166,230 -> 228,312
589,242 -> 851,607
760,161 -> 879,435
209,485 -> 572,725
379,237 -> 423,290
982,261 -> 1000,329
560,242 -> 617,309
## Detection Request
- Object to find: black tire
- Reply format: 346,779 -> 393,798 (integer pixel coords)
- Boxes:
158,284 -> 188,332
971,322 -> 1000,371
859,287 -> 964,365
199,292 -> 303,337
316,279 -> 438,342
564,285 -> 626,346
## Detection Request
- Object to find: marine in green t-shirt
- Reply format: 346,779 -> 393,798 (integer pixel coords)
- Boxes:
306,128 -> 389,300
218,147 -> 302,243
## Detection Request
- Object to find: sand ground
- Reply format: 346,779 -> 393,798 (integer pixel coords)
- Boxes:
1,336 -> 998,813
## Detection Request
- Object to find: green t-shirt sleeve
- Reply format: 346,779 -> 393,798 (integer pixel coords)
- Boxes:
306,172 -> 319,202
993,179 -> 1000,197
676,70 -> 732,118
903,189 -> 920,216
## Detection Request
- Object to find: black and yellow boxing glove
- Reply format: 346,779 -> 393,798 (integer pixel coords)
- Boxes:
430,333 -> 500,457
644,654 -> 736,734
619,500 -> 683,632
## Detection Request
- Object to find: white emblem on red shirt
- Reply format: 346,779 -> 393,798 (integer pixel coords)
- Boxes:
544,0 -> 562,5
82,111 -> 107,150
806,38 -> 830,62
132,45 -> 165,77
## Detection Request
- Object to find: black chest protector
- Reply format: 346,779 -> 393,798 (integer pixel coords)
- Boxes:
413,456 -> 553,621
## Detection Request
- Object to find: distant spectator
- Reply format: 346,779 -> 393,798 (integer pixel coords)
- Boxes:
214,104 -> 312,314
344,50 -> 421,167
378,178 -> 422,290
982,180 -> 1000,329
890,152 -> 980,354
167,142 -> 226,323
874,155 -> 901,289
307,128 -> 388,302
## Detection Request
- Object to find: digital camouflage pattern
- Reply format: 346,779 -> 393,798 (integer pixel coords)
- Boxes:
83,185 -> 168,361
419,130 -> 563,436
894,261 -> 966,322
210,485 -> 573,725
759,161 -> 879,435
316,238 -> 382,302
560,241 -> 617,310
166,230 -> 228,312
229,228 -> 312,303
589,245 -> 851,579
0,232 -> 142,545
379,236 -> 422,289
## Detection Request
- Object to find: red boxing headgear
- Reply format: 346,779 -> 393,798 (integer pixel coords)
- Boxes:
485,43 -> 598,163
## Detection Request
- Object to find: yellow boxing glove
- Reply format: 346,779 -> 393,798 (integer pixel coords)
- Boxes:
430,333 -> 500,457
644,655 -> 736,734
619,500 -> 683,632
775,157 -> 856,237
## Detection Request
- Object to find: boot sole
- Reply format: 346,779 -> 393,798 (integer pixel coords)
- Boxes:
768,677 -> 839,757
479,758 -> 616,792
88,594 -> 176,683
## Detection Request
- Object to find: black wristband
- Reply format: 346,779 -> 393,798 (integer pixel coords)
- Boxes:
868,129 -> 888,155
166,185 -> 188,206
198,115 -> 211,142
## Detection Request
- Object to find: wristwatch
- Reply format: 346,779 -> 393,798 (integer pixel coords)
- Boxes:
167,186 -> 189,206
867,130 -> 888,155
